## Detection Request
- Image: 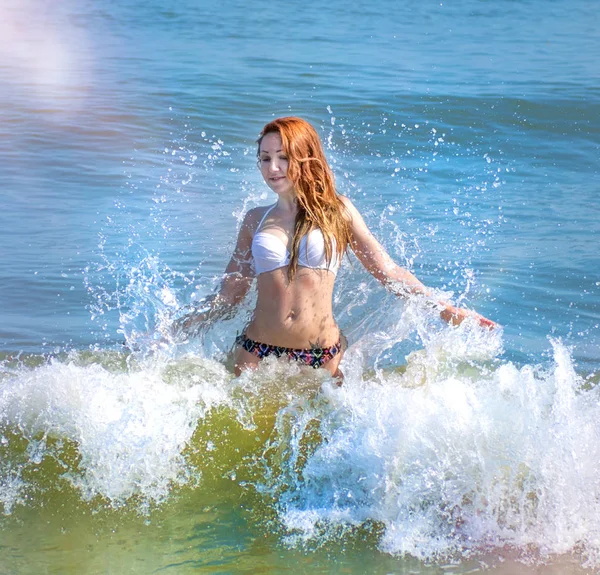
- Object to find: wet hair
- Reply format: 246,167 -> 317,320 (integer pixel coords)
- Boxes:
257,116 -> 351,280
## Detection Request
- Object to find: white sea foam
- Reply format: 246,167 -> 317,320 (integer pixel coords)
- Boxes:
1,318 -> 598,567
272,336 -> 600,565
0,353 -> 231,512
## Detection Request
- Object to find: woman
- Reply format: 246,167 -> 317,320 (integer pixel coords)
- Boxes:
174,117 -> 495,377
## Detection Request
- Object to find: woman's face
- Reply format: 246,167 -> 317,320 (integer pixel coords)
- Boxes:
258,132 -> 295,196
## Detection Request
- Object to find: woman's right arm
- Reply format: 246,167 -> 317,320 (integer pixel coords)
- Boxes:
340,196 -> 496,329
172,210 -> 257,338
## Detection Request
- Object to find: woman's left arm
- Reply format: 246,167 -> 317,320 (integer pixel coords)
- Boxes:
171,209 -> 257,338
340,196 -> 496,329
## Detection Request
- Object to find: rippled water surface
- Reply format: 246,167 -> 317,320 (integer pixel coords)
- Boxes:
0,0 -> 599,573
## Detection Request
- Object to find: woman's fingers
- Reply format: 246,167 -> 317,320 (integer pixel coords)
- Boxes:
440,305 -> 498,330
172,312 -> 205,338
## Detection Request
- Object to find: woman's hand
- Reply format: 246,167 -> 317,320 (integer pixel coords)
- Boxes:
171,310 -> 207,339
439,303 -> 497,329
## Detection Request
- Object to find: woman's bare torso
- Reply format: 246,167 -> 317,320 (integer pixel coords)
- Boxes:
245,267 -> 339,348
241,204 -> 341,349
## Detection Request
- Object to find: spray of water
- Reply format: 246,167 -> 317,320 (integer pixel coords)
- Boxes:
2,114 -> 597,570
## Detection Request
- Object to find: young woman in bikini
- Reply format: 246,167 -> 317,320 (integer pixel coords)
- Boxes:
173,117 -> 496,377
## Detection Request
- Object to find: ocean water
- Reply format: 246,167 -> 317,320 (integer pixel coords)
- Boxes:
1,0 -> 599,573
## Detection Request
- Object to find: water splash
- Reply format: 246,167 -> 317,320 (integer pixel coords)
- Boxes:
1,298 -> 598,570
265,336 -> 600,567
0,352 -> 231,513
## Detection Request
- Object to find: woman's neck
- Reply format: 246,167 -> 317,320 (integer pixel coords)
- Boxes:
275,193 -> 298,214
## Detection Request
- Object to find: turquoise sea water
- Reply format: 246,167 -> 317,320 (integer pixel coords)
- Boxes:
1,0 -> 599,573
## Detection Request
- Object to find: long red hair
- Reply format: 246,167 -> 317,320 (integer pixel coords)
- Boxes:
257,117 -> 350,280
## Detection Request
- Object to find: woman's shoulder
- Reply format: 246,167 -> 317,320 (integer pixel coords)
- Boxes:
336,196 -> 371,235
337,195 -> 359,219
243,204 -> 273,222
240,204 -> 275,234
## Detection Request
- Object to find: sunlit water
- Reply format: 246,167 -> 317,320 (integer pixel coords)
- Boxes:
1,0 -> 599,573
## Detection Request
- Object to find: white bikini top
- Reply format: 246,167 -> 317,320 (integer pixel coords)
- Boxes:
252,205 -> 341,276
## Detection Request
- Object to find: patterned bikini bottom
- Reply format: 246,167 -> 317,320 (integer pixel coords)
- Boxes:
234,334 -> 342,369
